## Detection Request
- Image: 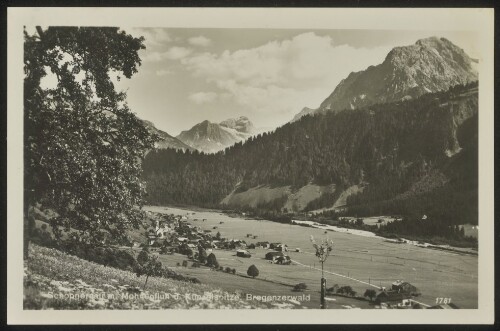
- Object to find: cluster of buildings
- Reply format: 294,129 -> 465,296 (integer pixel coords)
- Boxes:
142,212 -> 298,264
374,280 -> 421,308
143,212 -> 259,255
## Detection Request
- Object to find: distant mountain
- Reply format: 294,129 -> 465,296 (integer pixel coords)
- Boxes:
220,116 -> 255,134
176,116 -> 256,153
292,37 -> 478,121
141,120 -> 193,151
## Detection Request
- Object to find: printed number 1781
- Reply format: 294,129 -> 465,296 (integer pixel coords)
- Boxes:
436,297 -> 452,304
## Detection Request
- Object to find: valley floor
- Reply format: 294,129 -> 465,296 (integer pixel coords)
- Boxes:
145,205 -> 478,309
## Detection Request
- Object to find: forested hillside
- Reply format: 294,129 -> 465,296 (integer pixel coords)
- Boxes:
143,82 -> 478,226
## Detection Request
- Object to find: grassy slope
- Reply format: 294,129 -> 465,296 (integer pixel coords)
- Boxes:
221,184 -> 335,212
24,244 -> 287,310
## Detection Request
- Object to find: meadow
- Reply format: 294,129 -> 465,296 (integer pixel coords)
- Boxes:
24,244 -> 291,309
145,206 -> 478,309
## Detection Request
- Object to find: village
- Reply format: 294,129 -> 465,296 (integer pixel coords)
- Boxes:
143,211 -> 293,264
132,209 -> 452,309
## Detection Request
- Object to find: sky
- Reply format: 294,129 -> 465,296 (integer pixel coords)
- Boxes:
112,28 -> 479,136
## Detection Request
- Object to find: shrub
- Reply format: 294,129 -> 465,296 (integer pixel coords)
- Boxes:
206,253 -> 218,267
31,226 -> 55,248
247,265 -> 259,278
113,250 -> 137,270
231,268 -> 236,274
364,289 -> 377,301
137,250 -> 149,265
337,286 -> 355,296
198,247 -> 207,264
182,260 -> 188,267
326,285 -> 339,293
293,283 -> 307,291
225,267 -> 232,273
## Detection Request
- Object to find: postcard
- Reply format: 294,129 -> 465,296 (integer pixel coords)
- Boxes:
7,7 -> 494,324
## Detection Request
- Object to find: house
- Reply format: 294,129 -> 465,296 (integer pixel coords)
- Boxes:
275,244 -> 288,252
391,280 -> 420,296
228,239 -> 246,249
375,290 -> 409,305
151,219 -> 174,239
177,237 -> 188,243
236,249 -> 251,258
275,255 -> 291,265
270,242 -> 287,251
187,243 -> 197,249
265,251 -> 284,260
256,241 -> 270,249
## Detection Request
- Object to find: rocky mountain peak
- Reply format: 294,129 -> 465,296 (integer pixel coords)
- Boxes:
176,116 -> 256,154
291,37 -> 478,122
219,116 -> 255,134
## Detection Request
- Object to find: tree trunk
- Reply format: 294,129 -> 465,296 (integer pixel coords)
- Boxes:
143,275 -> 149,290
320,277 -> 326,309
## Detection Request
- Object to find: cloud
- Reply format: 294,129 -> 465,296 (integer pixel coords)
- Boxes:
141,46 -> 193,62
132,28 -> 171,49
188,36 -> 212,47
181,32 -> 392,115
188,91 -> 218,104
156,69 -> 172,76
141,52 -> 164,62
164,46 -> 193,60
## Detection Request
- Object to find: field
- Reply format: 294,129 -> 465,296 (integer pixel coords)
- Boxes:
145,206 -> 478,309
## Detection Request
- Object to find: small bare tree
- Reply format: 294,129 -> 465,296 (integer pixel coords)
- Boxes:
311,235 -> 334,309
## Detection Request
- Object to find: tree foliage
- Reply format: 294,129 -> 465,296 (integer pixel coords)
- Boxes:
135,250 -> 163,289
206,252 -> 218,267
24,26 -> 157,248
198,246 -> 207,264
247,264 -> 259,278
364,289 -> 377,301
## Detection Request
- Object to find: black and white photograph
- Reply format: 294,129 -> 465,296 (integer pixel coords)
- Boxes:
7,7 -> 494,325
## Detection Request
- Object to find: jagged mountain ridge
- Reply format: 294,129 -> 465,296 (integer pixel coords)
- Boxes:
141,120 -> 193,151
292,37 -> 478,121
176,116 -> 256,154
